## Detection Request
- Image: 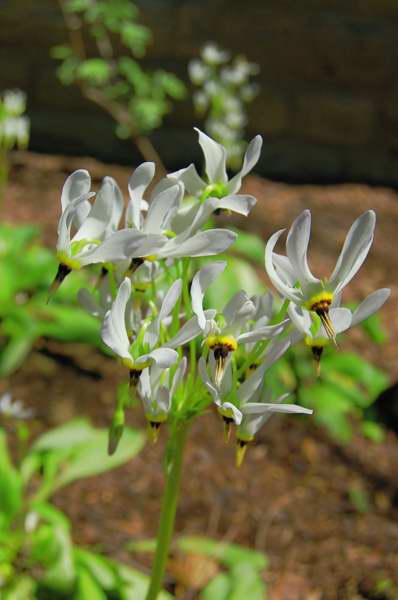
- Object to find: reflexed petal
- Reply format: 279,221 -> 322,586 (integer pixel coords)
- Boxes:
140,347 -> 178,369
171,356 -> 188,396
61,169 -> 91,210
168,163 -> 205,196
163,229 -> 237,259
351,288 -> 390,326
227,135 -> 263,194
145,280 -> 183,348
206,194 -> 257,216
78,288 -> 102,318
144,184 -> 183,234
101,278 -> 131,360
272,253 -> 297,287
237,319 -> 289,343
286,210 -> 319,289
242,402 -> 313,415
288,303 -> 312,336
73,177 -> 118,242
157,386 -> 171,413
328,307 -> 352,335
222,402 -> 242,425
329,210 -> 376,293
166,310 -> 216,348
192,262 -> 226,329
78,229 -> 148,265
57,201 -> 78,253
265,230 -> 302,303
127,162 -> 155,228
194,127 -> 228,183
223,290 -> 255,329
198,357 -> 219,403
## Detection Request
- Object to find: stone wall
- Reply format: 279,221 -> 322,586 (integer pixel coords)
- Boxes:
1,0 -> 398,184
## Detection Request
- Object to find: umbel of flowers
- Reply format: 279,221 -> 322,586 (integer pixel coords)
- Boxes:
51,127 -> 389,600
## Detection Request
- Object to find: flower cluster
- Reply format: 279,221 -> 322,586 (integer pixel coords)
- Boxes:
189,43 -> 259,169
0,89 -> 30,150
51,128 -> 389,464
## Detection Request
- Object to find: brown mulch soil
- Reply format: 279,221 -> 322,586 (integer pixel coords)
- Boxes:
3,151 -> 398,600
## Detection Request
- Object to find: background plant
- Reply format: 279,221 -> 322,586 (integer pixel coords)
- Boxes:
0,411 -> 153,598
0,90 -> 29,203
189,43 -> 259,169
52,0 -> 186,172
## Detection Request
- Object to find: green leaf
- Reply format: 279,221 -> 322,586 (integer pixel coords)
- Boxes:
120,23 -> 151,56
360,312 -> 387,344
78,59 -> 111,85
54,426 -> 145,489
112,562 -> 173,600
323,352 -> 388,398
50,45 -> 73,60
0,332 -> 36,377
229,563 -> 266,600
33,524 -> 75,592
3,576 -> 36,599
177,536 -> 267,570
75,548 -> 116,591
361,421 -> 385,443
0,430 -> 22,522
75,566 -> 107,600
202,573 -> 231,600
155,71 -> 186,99
33,419 -> 96,451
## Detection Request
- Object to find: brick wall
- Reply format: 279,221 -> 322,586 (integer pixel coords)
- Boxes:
1,0 -> 398,184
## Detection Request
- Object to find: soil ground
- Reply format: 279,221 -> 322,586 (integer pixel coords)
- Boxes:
3,151 -> 398,600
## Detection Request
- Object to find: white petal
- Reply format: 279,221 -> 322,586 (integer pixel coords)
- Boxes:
157,386 -> 171,414
168,163 -> 205,196
171,356 -> 188,396
222,402 -> 242,425
101,278 -> 131,360
329,210 -> 376,293
161,229 -> 237,259
272,253 -> 297,287
194,127 -> 228,183
144,280 -> 183,349
223,290 -> 255,328
61,169 -> 91,210
78,288 -> 102,318
73,177 -> 116,242
286,210 -> 319,289
265,230 -> 302,303
328,307 -> 352,335
144,184 -> 183,234
206,194 -> 257,217
351,288 -> 390,326
198,357 -> 219,403
287,303 -> 312,336
191,262 -> 226,329
227,135 -> 263,194
242,402 -> 313,415
166,310 -> 216,348
127,162 -> 155,228
237,319 -> 289,343
140,347 -> 178,369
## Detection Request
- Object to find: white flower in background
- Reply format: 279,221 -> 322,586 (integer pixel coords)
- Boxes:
0,393 -> 33,419
169,127 -> 262,202
139,358 -> 187,441
188,59 -> 210,85
192,262 -> 288,385
126,161 -> 238,260
3,89 -> 26,115
101,277 -> 178,385
0,89 -> 30,149
193,91 -> 209,113
220,58 -> 259,86
265,209 -> 377,343
288,288 -> 390,373
201,42 -> 230,65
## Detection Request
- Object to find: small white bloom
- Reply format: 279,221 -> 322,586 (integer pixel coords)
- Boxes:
265,209 -> 377,342
201,43 -> 230,65
0,393 -> 33,419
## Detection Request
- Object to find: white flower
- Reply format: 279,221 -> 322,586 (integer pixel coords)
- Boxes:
169,128 -> 262,202
0,393 -> 33,419
201,43 -> 230,65
3,89 -> 27,115
139,358 -> 187,441
101,278 -> 178,385
188,59 -> 210,85
288,288 -> 390,372
126,162 -> 238,259
192,262 -> 288,385
265,209 -> 377,342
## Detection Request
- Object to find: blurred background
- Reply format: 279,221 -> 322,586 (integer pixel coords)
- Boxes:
1,1 -> 398,599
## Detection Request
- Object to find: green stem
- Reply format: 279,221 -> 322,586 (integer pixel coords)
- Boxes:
145,420 -> 189,600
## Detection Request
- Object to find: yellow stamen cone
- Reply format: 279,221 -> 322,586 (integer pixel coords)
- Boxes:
223,419 -> 232,444
236,441 -> 248,468
147,422 -> 160,444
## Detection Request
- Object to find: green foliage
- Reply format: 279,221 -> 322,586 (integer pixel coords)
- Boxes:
0,418 -> 147,598
0,223 -> 104,376
52,0 -> 186,138
129,535 -> 267,599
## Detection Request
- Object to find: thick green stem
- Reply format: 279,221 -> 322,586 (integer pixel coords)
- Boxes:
145,420 -> 189,600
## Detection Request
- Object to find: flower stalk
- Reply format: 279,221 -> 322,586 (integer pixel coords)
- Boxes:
145,420 -> 189,600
